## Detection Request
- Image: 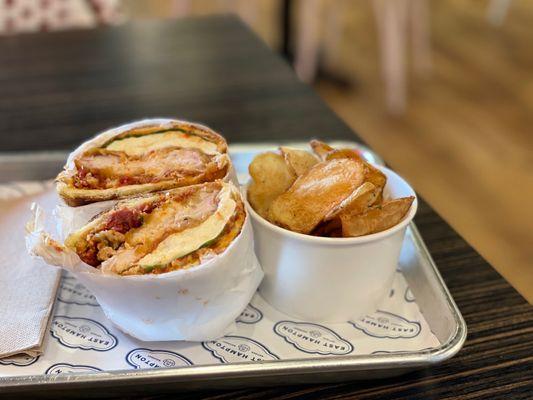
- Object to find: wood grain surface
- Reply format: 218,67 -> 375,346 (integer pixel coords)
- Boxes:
0,16 -> 531,399
0,16 -> 353,150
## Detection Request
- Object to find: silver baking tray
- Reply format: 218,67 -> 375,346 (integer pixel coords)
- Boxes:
0,143 -> 466,395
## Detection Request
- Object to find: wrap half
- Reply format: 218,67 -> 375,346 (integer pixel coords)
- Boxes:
57,119 -> 232,206
66,181 -> 245,276
26,181 -> 263,341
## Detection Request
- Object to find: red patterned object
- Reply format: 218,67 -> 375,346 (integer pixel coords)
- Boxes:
0,0 -> 124,34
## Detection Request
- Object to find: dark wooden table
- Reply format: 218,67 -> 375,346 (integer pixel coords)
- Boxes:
1,16 -> 531,400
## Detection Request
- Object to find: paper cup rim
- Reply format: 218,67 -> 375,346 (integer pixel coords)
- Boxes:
245,165 -> 418,245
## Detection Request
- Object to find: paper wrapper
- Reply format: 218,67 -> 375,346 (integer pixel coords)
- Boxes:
26,196 -> 264,342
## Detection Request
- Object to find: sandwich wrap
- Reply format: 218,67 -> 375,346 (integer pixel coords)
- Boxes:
26,182 -> 263,341
56,118 -> 236,206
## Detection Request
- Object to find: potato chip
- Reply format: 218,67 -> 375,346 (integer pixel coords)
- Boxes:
309,140 -> 334,161
248,152 -> 296,219
312,142 -> 364,164
269,158 -> 366,234
326,148 -> 364,163
311,217 -> 342,237
364,163 -> 387,203
311,141 -> 387,202
340,196 -> 414,237
280,146 -> 319,176
324,146 -> 387,202
324,182 -> 379,220
325,148 -> 386,197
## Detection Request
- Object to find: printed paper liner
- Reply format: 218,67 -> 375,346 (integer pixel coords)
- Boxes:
0,268 -> 439,376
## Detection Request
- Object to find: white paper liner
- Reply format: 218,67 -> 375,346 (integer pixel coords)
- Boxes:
26,186 -> 264,342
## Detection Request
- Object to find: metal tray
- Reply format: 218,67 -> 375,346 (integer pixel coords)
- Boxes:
0,143 -> 466,395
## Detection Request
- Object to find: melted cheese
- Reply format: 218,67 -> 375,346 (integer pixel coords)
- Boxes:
137,186 -> 236,269
105,131 -> 219,156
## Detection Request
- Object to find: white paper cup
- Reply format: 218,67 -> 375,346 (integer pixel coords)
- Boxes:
246,165 -> 417,323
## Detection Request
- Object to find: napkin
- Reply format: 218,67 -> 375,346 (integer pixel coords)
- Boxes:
0,182 -> 61,359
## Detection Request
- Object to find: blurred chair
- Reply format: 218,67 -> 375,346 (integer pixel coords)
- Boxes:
170,0 -> 258,28
373,0 -> 431,114
294,0 -> 432,115
487,0 -> 512,26
0,0 -> 123,35
170,0 -> 191,18
294,0 -> 322,83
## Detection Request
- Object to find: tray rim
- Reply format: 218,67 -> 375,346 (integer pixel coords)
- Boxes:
0,145 -> 466,391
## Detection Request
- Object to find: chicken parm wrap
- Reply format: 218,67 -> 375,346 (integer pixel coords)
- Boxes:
57,119 -> 231,206
63,181 -> 245,276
